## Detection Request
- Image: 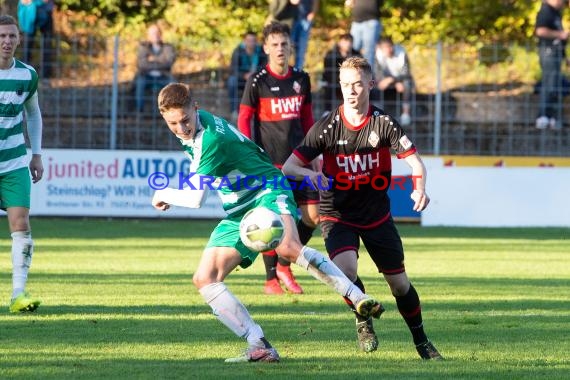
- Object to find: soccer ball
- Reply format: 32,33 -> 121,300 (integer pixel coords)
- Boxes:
239,207 -> 285,252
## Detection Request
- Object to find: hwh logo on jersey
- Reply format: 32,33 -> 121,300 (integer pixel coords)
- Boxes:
270,96 -> 303,114
336,152 -> 380,174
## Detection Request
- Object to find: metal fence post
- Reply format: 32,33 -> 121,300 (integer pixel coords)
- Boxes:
110,34 -> 119,150
434,40 -> 442,156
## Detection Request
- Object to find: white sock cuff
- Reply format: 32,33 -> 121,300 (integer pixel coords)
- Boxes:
297,246 -> 321,266
11,231 -> 32,240
295,246 -> 309,269
198,282 -> 227,304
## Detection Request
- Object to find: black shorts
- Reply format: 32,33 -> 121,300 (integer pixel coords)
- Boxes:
321,218 -> 405,275
290,179 -> 320,206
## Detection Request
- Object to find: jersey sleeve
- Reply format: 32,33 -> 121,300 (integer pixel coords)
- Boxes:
300,72 -> 314,134
292,115 -> 327,164
237,73 -> 259,137
25,68 -> 38,102
240,72 -> 259,110
384,115 -> 417,159
535,7 -> 553,30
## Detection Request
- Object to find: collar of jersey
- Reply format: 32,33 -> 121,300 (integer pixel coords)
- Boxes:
340,105 -> 372,131
266,64 -> 292,79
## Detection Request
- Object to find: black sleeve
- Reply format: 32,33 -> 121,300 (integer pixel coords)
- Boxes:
377,111 -> 416,156
536,6 -> 556,30
303,71 -> 313,105
240,71 -> 259,109
293,115 -> 328,164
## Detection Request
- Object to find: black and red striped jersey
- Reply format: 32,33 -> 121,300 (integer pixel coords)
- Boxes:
238,64 -> 313,167
293,105 -> 417,227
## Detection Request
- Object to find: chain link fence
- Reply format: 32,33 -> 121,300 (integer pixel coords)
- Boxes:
26,35 -> 570,156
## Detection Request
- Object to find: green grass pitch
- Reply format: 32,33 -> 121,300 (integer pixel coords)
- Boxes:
0,218 -> 568,379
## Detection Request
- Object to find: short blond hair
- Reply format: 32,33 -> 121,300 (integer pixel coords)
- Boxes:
339,56 -> 373,79
158,83 -> 193,113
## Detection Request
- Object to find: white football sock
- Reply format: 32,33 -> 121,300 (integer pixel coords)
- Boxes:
295,246 -> 365,305
11,231 -> 34,299
199,282 -> 265,349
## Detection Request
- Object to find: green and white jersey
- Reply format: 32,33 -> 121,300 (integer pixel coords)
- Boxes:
179,110 -> 289,217
0,59 -> 38,174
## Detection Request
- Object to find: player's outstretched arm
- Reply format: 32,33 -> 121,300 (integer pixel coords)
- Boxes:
403,153 -> 430,212
152,187 -> 208,210
282,153 -> 329,190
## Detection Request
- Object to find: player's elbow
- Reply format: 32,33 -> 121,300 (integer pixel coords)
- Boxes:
281,159 -> 293,176
282,156 -> 299,177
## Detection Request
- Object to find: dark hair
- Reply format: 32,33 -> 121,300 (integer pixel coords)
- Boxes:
0,15 -> 18,26
243,30 -> 257,38
262,21 -> 290,42
339,33 -> 353,42
378,36 -> 394,46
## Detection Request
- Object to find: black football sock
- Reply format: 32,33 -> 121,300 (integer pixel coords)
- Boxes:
395,283 -> 428,345
263,253 -> 278,281
277,256 -> 291,267
297,219 -> 315,245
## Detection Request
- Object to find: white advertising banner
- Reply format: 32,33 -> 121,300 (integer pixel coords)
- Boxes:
23,149 -> 569,227
24,149 -> 435,220
422,167 -> 570,227
28,149 -> 226,218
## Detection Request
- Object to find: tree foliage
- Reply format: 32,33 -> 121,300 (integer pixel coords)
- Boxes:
53,0 -> 563,44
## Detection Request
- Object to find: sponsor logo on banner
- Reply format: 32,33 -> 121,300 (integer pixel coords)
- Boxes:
30,149 -> 225,218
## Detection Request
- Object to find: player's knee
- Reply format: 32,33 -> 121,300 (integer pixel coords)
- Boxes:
343,267 -> 357,282
302,213 -> 319,228
332,253 -> 357,280
389,280 -> 410,297
192,273 -> 201,288
7,212 -> 31,233
275,241 -> 299,262
192,272 -> 210,289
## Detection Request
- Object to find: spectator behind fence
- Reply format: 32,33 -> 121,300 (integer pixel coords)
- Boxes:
227,31 -> 266,123
135,24 -> 176,113
321,33 -> 361,113
374,37 -> 414,126
291,0 -> 319,70
344,0 -> 383,67
535,0 -> 569,130
17,0 -> 39,64
267,0 -> 300,29
36,0 -> 55,78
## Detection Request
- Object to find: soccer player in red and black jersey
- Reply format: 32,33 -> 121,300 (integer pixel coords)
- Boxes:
283,57 -> 442,359
238,21 -> 319,295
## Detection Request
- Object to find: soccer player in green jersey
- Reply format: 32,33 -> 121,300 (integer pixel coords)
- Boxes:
151,83 -> 384,363
0,15 -> 43,313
